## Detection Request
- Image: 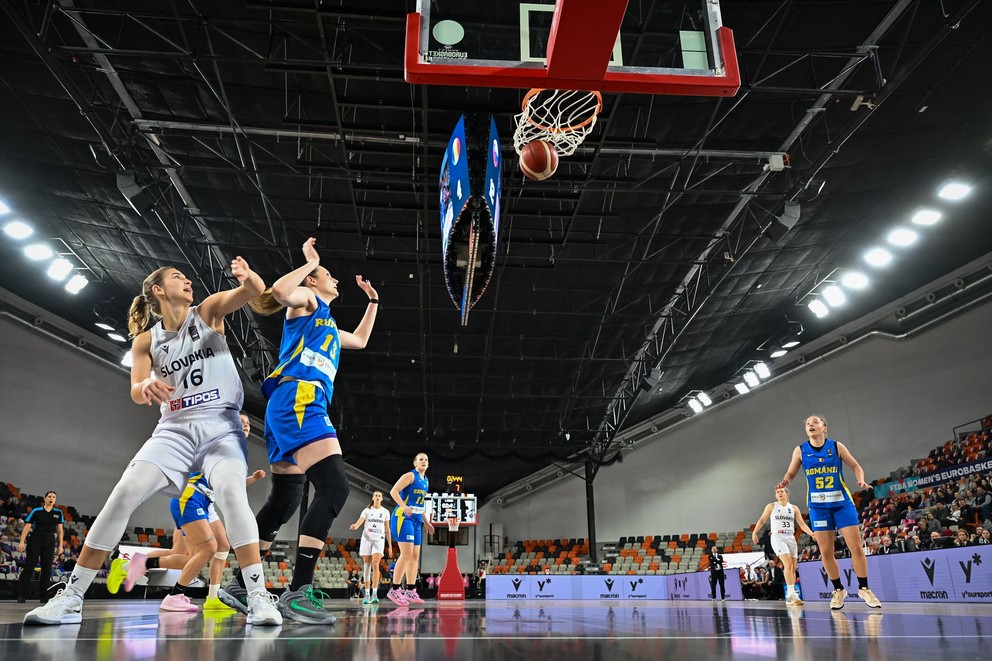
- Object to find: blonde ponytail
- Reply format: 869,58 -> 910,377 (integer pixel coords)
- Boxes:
248,289 -> 287,316
127,266 -> 174,337
127,295 -> 150,338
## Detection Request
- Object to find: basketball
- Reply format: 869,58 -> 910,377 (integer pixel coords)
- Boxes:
519,140 -> 559,181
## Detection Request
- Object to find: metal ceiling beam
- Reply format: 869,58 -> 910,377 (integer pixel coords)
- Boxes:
582,0 -> 920,474
50,0 -> 278,376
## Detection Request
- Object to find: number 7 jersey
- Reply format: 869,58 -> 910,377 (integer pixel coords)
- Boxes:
151,307 -> 244,421
262,297 -> 340,401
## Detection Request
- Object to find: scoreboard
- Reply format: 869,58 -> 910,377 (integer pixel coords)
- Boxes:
427,492 -> 478,527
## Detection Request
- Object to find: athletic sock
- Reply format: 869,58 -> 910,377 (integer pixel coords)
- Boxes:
241,563 -> 265,593
146,557 -> 160,570
208,584 -> 219,599
67,565 -> 98,596
857,576 -> 869,590
170,582 -> 188,596
290,547 -> 320,591
831,577 -> 844,590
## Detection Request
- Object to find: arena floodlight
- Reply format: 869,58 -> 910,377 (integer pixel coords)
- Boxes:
95,322 -> 116,331
120,351 -> 133,367
864,247 -> 892,267
754,362 -> 770,379
743,371 -> 760,388
697,392 -> 712,407
24,243 -> 54,261
107,333 -> 127,343
807,299 -> 829,318
937,181 -> 970,201
822,285 -> 846,307
47,257 -> 73,281
687,398 -> 703,414
0,200 -> 10,215
734,382 -> 750,395
841,271 -> 869,290
3,219 -> 33,239
887,228 -> 918,247
911,209 -> 941,226
769,345 -> 787,358
64,274 -> 88,294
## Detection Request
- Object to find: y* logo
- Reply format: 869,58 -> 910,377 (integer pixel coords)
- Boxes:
920,557 -> 936,585
604,579 -> 615,592
512,578 -> 522,591
431,20 -> 465,47
537,579 -> 550,592
629,578 -> 643,592
972,553 -> 983,566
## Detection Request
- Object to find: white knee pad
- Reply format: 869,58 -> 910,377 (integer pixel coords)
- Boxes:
208,458 -> 260,549
83,461 -> 170,552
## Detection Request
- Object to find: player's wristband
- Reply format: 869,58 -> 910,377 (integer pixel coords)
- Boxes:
369,298 -> 379,304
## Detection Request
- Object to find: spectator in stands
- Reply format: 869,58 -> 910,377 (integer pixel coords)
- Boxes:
906,534 -> 922,552
957,498 -> 977,531
902,504 -> 920,523
875,535 -> 900,555
543,566 -> 551,575
978,529 -> 991,545
953,530 -> 971,548
920,532 -> 940,550
975,488 -> 991,518
924,512 -> 942,535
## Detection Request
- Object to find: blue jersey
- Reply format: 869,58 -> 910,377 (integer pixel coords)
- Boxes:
397,470 -> 429,521
262,297 -> 340,400
800,438 -> 853,509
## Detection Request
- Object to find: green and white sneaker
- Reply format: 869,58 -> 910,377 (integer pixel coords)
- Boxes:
277,584 -> 336,624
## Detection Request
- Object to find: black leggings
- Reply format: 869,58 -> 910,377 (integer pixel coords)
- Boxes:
19,533 -> 56,600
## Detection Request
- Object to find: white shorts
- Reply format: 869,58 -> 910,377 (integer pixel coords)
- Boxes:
129,408 -> 247,494
207,503 -> 220,524
360,536 -> 386,557
771,534 -> 799,558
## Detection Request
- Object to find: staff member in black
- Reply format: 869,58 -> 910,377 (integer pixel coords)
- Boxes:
17,491 -> 65,603
708,545 -> 727,600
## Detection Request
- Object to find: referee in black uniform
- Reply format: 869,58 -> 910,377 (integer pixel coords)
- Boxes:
17,491 -> 65,603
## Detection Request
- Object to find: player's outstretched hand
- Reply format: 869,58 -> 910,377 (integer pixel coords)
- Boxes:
349,523 -> 359,530
355,275 -> 379,301
230,256 -> 253,283
302,237 -> 319,264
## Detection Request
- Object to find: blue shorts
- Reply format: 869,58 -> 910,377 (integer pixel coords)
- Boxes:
808,501 -> 860,532
391,507 -> 423,546
169,492 -> 211,530
264,380 -> 337,465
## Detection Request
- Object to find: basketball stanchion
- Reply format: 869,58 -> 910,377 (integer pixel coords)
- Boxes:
437,516 -> 465,600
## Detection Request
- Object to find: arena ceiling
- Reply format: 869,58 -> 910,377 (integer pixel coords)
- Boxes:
1,0 -> 991,501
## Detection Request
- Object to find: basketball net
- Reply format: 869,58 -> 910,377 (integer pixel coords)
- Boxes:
437,517 -> 466,600
513,88 -> 603,157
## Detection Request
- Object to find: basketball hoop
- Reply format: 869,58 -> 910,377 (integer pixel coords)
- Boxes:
513,89 -> 603,158
446,517 -> 460,533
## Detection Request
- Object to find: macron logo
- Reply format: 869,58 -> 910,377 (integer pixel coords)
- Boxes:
512,578 -> 522,591
920,557 -> 936,586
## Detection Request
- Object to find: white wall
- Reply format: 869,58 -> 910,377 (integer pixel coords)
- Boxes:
486,298 -> 992,544
0,316 -> 373,541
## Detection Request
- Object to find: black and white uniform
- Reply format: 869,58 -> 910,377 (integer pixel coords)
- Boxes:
769,502 -> 799,558
358,506 -> 390,556
129,307 -> 247,491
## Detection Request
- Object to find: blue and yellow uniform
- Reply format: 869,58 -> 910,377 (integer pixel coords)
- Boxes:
169,472 -> 213,530
391,471 -> 429,546
262,297 -> 341,465
801,438 -> 859,532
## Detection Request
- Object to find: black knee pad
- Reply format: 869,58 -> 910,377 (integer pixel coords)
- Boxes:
255,473 -> 306,543
299,455 -> 350,540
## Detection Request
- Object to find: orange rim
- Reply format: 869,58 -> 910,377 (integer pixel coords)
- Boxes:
521,88 -> 603,134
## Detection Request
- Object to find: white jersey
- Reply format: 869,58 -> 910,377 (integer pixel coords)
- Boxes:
151,307 -> 244,422
361,506 -> 390,542
771,502 -> 796,537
